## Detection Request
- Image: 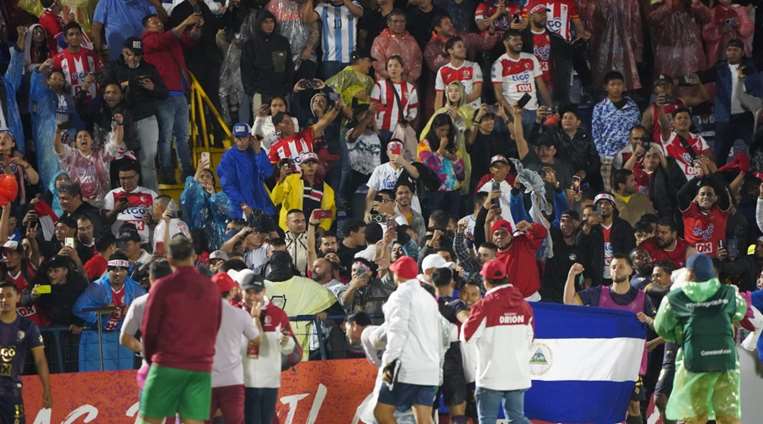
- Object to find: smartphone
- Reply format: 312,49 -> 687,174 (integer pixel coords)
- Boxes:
491,180 -> 500,192
65,237 -> 75,249
32,285 -> 52,295
516,93 -> 532,109
572,176 -> 582,193
200,151 -> 211,167
313,209 -> 331,220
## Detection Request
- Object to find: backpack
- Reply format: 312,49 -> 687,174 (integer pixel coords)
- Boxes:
668,284 -> 738,373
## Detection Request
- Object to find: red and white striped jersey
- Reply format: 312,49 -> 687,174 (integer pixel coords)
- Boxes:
53,48 -> 102,99
268,127 -> 316,164
371,79 -> 419,132
491,52 -> 543,110
435,60 -> 484,109
540,0 -> 579,42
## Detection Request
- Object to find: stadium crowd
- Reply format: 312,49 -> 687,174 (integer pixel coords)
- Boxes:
1,0 -> 763,422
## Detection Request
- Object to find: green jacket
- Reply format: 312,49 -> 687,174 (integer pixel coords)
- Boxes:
655,277 -> 747,372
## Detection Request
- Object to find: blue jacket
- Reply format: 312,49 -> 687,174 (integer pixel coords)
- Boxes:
217,147 -> 275,218
714,59 -> 763,123
30,69 -> 82,189
73,274 -> 146,371
1,46 -> 25,153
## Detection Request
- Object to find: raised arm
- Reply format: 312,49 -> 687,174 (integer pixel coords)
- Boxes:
563,263 -> 584,305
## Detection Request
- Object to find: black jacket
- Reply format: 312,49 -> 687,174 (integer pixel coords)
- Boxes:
541,127 -> 603,193
240,10 -> 293,97
577,216 -> 635,287
102,59 -> 167,121
648,157 -> 687,228
521,27 -> 573,104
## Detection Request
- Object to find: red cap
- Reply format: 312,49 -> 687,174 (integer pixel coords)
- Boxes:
527,1 -> 548,15
491,219 -> 513,234
212,272 -> 238,294
389,256 -> 419,279
480,259 -> 507,281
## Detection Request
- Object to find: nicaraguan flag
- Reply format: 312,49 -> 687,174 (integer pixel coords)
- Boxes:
526,302 -> 647,424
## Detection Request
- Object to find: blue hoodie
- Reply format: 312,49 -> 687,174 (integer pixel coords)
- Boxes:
217,146 -> 275,218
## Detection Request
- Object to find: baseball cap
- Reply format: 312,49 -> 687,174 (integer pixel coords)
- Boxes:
209,250 -> 229,261
594,193 -> 616,207
480,259 -> 507,281
124,37 -> 143,55
389,256 -> 418,279
527,1 -> 549,15
2,240 -> 21,252
118,230 -> 141,242
232,123 -> 251,138
491,219 -> 513,234
350,49 -> 375,62
489,155 -> 509,166
654,74 -> 672,85
686,253 -> 715,282
227,268 -> 265,291
421,254 -> 454,272
297,152 -> 319,164
212,272 -> 238,294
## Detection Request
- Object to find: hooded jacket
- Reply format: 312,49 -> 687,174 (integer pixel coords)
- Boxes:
541,127 -> 603,193
217,146 -> 275,218
102,58 -> 168,121
240,10 -> 293,97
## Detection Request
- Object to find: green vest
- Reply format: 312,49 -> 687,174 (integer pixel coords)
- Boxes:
667,284 -> 738,373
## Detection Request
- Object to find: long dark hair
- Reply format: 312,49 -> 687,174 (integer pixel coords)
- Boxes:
426,113 -> 457,154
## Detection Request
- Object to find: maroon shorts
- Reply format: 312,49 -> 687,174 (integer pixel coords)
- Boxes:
208,384 -> 245,424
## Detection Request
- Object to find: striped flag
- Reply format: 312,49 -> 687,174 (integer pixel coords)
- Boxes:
526,303 -> 647,424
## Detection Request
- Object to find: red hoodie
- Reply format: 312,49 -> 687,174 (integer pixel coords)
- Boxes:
495,222 -> 547,297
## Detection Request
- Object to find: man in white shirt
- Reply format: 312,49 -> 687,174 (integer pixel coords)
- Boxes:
492,29 -> 551,132
462,259 -> 534,424
366,141 -> 422,219
477,155 -> 515,225
374,256 -> 443,424
236,270 -> 295,424
207,273 -> 260,424
435,36 -> 483,110
104,161 -> 158,243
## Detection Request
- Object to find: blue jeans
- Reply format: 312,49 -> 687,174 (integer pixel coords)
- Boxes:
475,387 -> 530,424
521,109 -> 537,138
244,387 -> 278,424
156,94 -> 194,178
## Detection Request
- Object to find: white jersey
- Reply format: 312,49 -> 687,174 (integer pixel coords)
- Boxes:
435,60 -> 483,109
491,52 -> 543,111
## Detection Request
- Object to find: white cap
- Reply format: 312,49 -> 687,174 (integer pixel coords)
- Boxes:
421,254 -> 454,272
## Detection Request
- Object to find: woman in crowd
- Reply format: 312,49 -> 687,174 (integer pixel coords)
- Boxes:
180,158 -> 231,251
252,95 -> 300,150
418,113 -> 465,219
53,114 -> 129,206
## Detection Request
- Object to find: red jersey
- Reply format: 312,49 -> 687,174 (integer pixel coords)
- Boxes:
530,30 -> 552,85
53,48 -> 102,99
83,254 -> 108,281
664,132 -> 710,180
650,99 -> 684,145
640,237 -> 692,268
682,203 -> 729,257
268,127 -> 316,164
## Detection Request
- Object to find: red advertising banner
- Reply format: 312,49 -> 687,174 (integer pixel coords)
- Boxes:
21,359 -> 378,423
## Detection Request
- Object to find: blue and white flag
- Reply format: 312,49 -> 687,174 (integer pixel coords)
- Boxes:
526,302 -> 647,424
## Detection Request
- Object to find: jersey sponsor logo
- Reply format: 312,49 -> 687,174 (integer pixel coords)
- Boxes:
691,224 -> 714,241
499,313 -> 526,324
